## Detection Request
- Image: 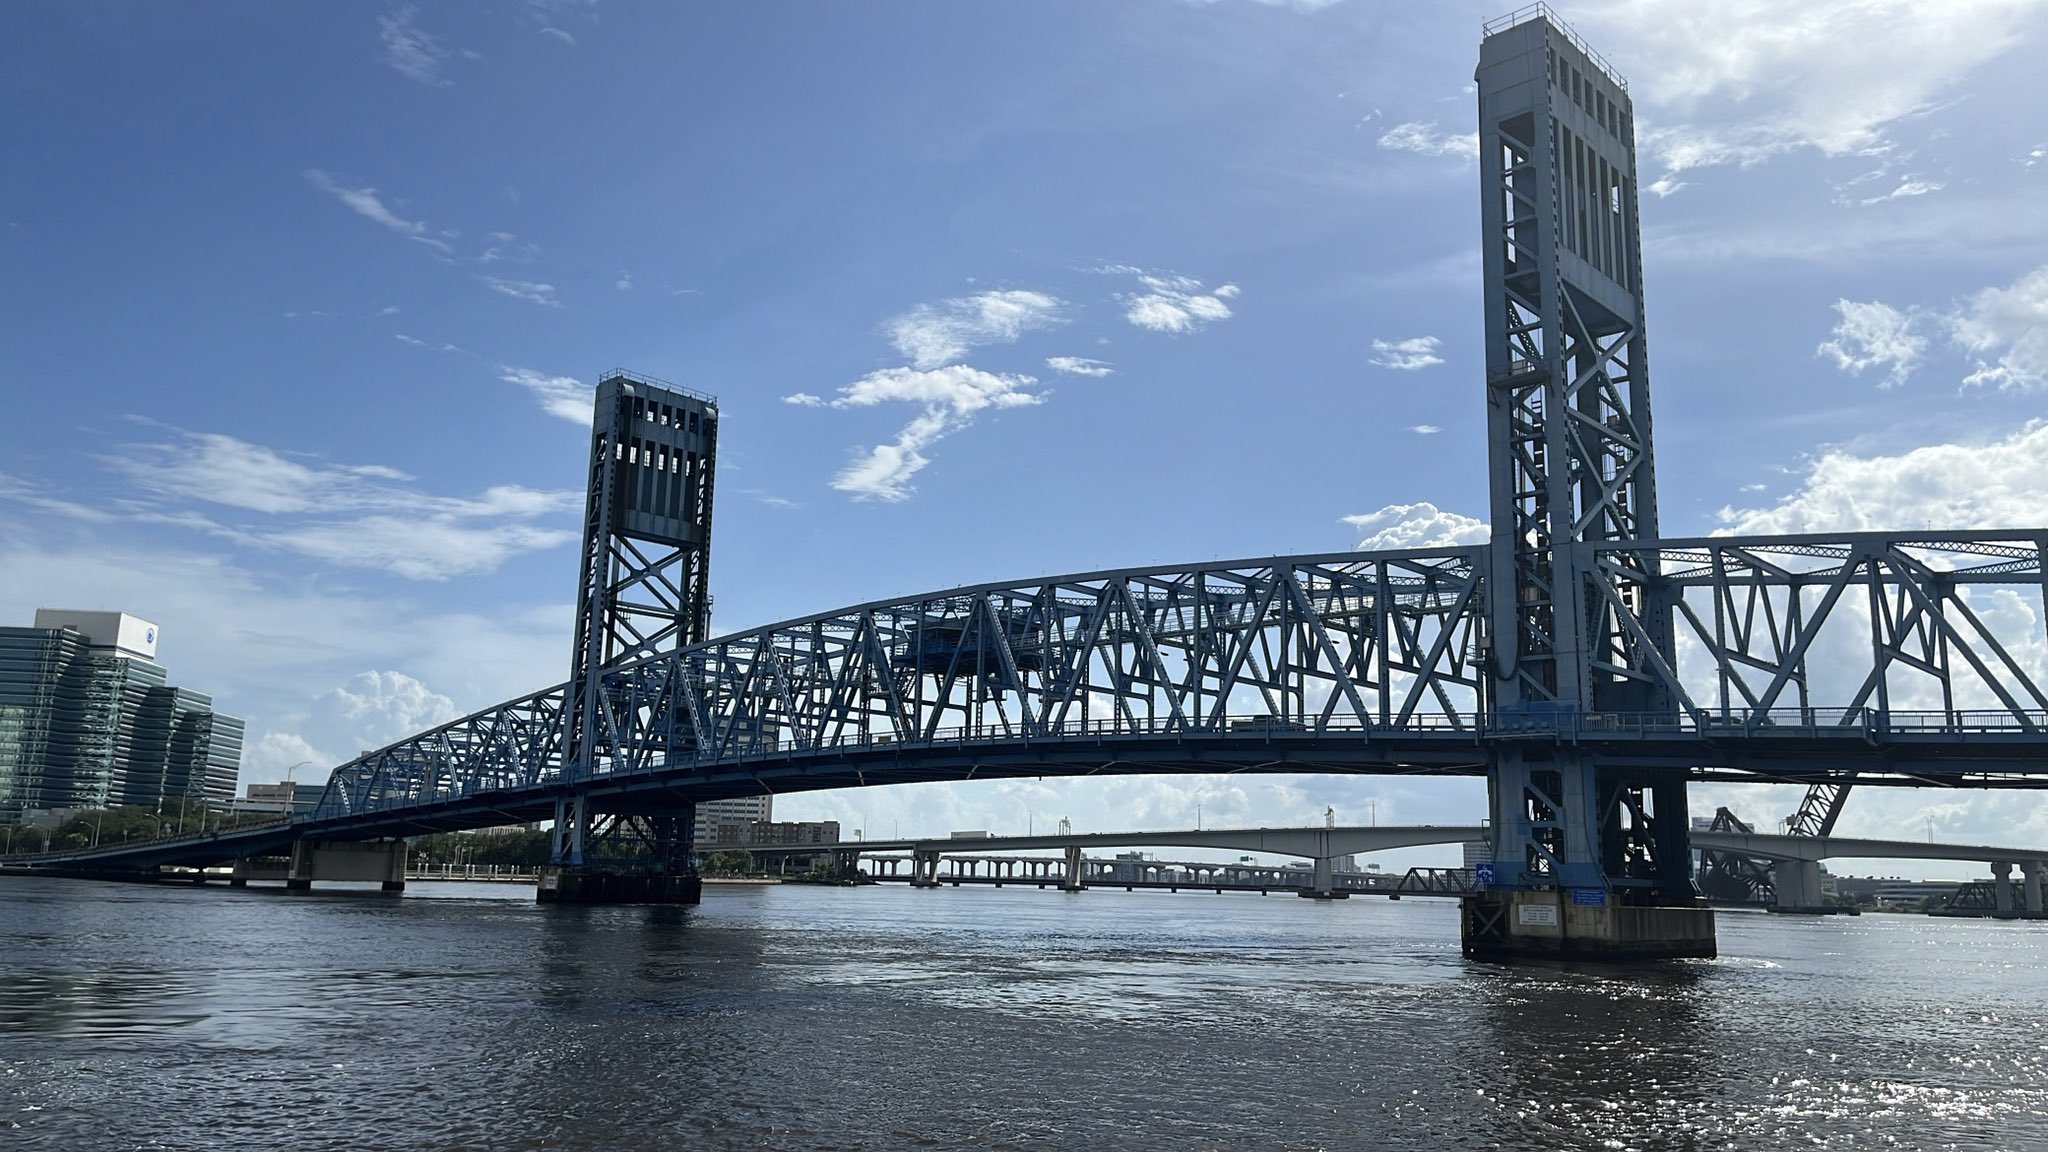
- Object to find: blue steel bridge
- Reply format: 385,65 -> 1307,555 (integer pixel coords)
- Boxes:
11,7 -> 2048,959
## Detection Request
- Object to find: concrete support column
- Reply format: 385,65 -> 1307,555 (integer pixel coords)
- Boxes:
1993,861 -> 2015,916
911,850 -> 940,888
1060,846 -> 1085,892
1774,859 -> 1824,912
2023,861 -> 2044,915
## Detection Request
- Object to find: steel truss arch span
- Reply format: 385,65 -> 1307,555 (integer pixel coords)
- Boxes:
305,529 -> 2048,829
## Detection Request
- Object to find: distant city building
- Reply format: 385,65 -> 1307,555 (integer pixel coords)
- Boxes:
233,781 -> 322,818
0,610 -> 243,819
694,795 -> 771,844
1461,840 -> 1493,868
709,819 -> 839,847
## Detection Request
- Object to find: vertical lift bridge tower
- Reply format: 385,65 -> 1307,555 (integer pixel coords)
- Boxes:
1461,9 -> 1715,958
542,369 -> 719,904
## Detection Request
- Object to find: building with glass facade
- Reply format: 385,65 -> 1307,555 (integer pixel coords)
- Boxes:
0,610 -> 243,819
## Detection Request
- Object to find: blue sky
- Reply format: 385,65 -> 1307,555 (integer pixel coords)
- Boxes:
6,1 -> 2048,872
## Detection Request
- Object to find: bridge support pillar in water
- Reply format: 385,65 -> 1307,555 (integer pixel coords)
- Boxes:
1297,856 -> 1348,900
2024,862 -> 2044,916
1059,846 -> 1086,892
1771,860 -> 1833,915
285,839 -> 407,894
1464,757 -> 1715,961
536,866 -> 702,905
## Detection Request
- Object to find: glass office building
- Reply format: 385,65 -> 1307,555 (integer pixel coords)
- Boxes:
0,610 -> 243,819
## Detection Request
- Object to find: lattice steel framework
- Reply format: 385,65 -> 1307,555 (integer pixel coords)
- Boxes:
1477,8 -> 1688,900
306,533 -> 2048,830
558,370 -> 718,865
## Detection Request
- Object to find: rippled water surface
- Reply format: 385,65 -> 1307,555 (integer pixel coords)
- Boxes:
4,876 -> 2046,1150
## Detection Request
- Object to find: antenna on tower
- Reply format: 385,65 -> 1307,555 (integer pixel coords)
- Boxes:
1325,806 -> 1336,829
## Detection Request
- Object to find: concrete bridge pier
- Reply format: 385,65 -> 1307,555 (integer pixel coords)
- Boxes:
910,850 -> 942,888
1992,862 -> 2017,918
2023,862 -> 2045,917
1772,859 -> 1830,915
1059,846 -> 1086,892
1298,856 -> 1348,900
285,839 -> 407,894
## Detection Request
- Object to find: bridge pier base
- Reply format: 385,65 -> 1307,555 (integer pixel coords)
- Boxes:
1460,891 -> 1715,961
536,866 -> 702,905
284,839 -> 407,894
1297,856 -> 1349,899
1770,860 -> 1835,915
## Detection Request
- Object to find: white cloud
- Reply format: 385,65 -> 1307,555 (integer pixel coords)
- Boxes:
1410,424 -> 1441,435
94,428 -> 578,580
888,289 -> 1065,369
1342,502 -> 1489,551
826,366 -> 1043,502
1950,264 -> 2048,391
783,392 -> 825,407
479,275 -> 560,307
1714,420 -> 2048,535
304,170 -> 450,254
1858,176 -> 1944,205
1116,270 -> 1238,334
1368,336 -> 1443,370
1377,121 -> 1478,160
1816,299 -> 1925,388
1580,0 -> 2042,175
499,366 -> 592,423
1046,356 -> 1114,377
379,6 -> 458,86
539,26 -> 577,46
615,270 -> 632,291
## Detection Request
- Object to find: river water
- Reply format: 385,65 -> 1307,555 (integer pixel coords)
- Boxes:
2,876 -> 2045,1151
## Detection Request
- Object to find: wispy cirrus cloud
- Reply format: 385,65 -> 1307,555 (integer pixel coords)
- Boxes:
76,427 -> 580,580
1580,0 -> 2041,179
304,170 -> 451,254
499,366 -> 592,423
1368,336 -> 1443,370
1046,356 -> 1114,377
479,276 -> 561,307
379,6 -> 468,87
1377,121 -> 1478,160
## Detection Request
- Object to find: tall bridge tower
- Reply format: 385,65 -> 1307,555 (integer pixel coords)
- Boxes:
547,369 -> 719,899
1464,8 -> 1713,957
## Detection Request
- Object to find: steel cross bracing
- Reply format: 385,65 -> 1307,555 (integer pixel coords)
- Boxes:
303,530 -> 2048,834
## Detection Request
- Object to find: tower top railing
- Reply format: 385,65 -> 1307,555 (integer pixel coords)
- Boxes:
598,367 -> 718,408
1482,3 -> 1628,92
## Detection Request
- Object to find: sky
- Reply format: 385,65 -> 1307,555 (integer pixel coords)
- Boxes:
4,0 -> 2048,878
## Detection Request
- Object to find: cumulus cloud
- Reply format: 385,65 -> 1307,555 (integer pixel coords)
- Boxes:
1368,336 -> 1444,370
1579,0 -> 2041,176
1046,356 -> 1115,377
825,366 -> 1044,501
889,290 -> 1064,370
1714,421 -> 2048,535
783,392 -> 825,407
1343,502 -> 1490,552
1410,424 -> 1441,435
1950,264 -> 2048,391
1816,299 -> 1925,388
1377,121 -> 1478,160
1112,268 -> 1239,334
499,366 -> 593,423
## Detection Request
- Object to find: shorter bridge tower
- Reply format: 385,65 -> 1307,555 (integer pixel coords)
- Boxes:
543,369 -> 719,904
